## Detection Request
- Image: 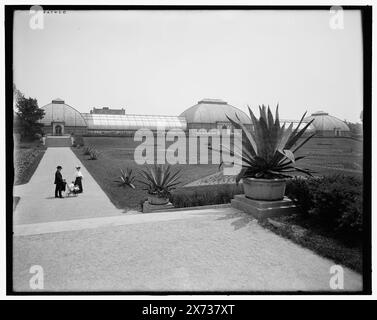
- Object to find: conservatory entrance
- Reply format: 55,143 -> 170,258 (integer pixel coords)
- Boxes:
52,122 -> 65,136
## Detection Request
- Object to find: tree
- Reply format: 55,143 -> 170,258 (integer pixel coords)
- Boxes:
13,84 -> 22,111
15,92 -> 45,139
345,120 -> 363,137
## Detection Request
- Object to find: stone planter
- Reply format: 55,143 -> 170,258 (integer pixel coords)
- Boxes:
243,178 -> 286,201
148,195 -> 169,205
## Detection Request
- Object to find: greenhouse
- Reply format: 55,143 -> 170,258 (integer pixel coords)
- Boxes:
180,98 -> 252,130
39,98 -> 345,137
81,113 -> 187,135
304,111 -> 351,137
39,98 -> 87,135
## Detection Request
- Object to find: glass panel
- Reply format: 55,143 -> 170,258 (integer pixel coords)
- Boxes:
81,114 -> 187,130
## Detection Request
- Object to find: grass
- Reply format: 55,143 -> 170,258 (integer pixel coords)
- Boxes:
14,139 -> 46,185
72,136 -> 363,210
295,136 -> 363,177
71,137 -> 218,210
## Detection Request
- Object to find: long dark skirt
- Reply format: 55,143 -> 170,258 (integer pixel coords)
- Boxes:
75,177 -> 83,193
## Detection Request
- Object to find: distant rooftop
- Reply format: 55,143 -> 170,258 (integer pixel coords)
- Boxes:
90,107 -> 125,115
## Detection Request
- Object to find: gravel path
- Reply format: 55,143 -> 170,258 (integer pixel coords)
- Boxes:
13,208 -> 362,292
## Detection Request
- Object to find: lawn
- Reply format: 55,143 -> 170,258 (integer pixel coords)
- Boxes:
72,135 -> 363,210
72,137 -> 219,210
295,136 -> 363,177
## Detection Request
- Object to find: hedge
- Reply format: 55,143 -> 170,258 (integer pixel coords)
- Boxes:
285,175 -> 363,236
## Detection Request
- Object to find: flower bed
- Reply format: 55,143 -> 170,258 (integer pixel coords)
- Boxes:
14,145 -> 46,185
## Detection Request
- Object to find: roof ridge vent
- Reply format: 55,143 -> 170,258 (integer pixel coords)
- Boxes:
52,98 -> 65,104
198,98 -> 227,105
311,111 -> 329,116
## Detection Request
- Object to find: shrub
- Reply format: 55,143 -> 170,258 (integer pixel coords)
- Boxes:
286,175 -> 363,236
83,145 -> 93,155
88,148 -> 100,160
171,184 -> 244,208
285,177 -> 317,216
75,135 -> 84,146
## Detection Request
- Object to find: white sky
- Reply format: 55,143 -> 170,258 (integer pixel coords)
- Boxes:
13,9 -> 363,122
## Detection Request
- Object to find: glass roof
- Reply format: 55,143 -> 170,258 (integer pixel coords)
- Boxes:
180,99 -> 251,124
81,113 -> 187,130
279,119 -> 316,132
39,102 -> 87,127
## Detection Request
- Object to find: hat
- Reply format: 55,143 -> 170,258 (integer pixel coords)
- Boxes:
57,165 -> 62,169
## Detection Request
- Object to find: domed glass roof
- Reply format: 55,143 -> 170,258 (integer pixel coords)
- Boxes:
39,99 -> 87,127
180,99 -> 251,124
304,111 -> 350,131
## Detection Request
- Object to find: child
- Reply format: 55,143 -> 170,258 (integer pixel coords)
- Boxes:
66,181 -> 79,197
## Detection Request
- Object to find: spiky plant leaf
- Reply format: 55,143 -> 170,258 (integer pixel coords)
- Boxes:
218,104 -> 315,180
137,164 -> 182,198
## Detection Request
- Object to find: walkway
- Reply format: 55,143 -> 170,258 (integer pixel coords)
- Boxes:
13,207 -> 362,292
13,147 -> 123,225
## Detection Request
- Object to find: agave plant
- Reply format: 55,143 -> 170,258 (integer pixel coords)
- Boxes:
222,104 -> 315,182
115,168 -> 136,189
83,145 -> 93,155
138,164 -> 182,198
88,148 -> 100,160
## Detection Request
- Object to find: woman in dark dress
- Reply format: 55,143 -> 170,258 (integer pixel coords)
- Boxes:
74,165 -> 83,193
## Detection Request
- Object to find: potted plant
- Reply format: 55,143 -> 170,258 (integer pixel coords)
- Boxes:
138,164 -> 182,205
223,105 -> 315,201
